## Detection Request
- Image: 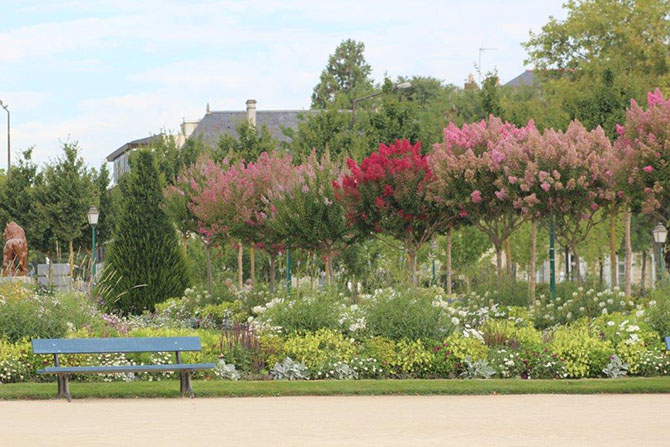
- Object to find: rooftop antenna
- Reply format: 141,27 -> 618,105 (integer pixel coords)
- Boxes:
478,47 -> 498,85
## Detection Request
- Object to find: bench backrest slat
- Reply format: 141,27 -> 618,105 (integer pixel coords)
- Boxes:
32,337 -> 202,354
665,336 -> 670,351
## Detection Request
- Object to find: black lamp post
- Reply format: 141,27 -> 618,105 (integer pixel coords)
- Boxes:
87,206 -> 99,283
652,222 -> 667,284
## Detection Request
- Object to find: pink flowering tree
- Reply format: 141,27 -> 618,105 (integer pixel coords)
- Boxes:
337,139 -> 452,286
612,88 -> 670,294
270,151 -> 352,285
615,88 -> 670,218
430,117 -> 537,282
189,152 -> 292,289
505,121 -> 616,284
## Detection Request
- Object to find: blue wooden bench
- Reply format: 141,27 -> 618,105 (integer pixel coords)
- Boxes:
32,337 -> 215,401
665,336 -> 670,352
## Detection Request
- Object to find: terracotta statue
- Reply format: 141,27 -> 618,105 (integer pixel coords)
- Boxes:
3,222 -> 29,277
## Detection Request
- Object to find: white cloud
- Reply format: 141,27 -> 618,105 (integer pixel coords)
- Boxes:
5,0 -> 567,166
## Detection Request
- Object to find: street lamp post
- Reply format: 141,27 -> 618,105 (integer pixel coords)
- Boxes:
652,222 -> 667,284
87,206 -> 99,284
352,82 -> 411,131
430,239 -> 437,286
286,247 -> 292,293
0,100 -> 9,178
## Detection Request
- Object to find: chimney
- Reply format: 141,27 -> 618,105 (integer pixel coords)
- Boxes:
246,99 -> 257,126
181,119 -> 199,139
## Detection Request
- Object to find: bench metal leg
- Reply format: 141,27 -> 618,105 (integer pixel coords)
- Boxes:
179,371 -> 194,398
63,375 -> 71,402
56,375 -> 63,398
186,371 -> 194,399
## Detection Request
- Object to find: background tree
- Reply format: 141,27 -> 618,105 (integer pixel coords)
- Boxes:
218,120 -> 277,163
311,39 -> 374,109
101,150 -> 190,314
34,143 -> 96,286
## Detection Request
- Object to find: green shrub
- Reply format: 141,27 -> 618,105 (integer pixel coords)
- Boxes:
480,319 -> 543,348
549,324 -> 612,378
644,289 -> 670,341
0,290 -> 101,342
474,280 -> 530,307
277,329 -> 357,370
429,333 -> 488,378
363,288 -> 455,341
260,290 -> 342,334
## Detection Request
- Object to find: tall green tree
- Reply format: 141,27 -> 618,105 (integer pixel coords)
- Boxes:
101,150 -> 190,314
34,143 -> 96,283
311,39 -> 374,109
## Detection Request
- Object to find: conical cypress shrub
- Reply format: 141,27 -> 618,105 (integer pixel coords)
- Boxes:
101,149 -> 190,314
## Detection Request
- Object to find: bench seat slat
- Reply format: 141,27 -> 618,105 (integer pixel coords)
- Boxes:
32,337 -> 203,354
37,363 -> 216,375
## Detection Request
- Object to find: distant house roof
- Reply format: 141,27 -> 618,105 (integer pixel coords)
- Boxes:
190,110 -> 317,148
106,134 -> 162,162
504,70 -> 537,87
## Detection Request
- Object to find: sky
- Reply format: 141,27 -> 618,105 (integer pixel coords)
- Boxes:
0,0 -> 567,168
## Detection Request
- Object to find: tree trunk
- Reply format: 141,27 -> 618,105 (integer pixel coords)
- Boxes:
204,243 -> 213,295
495,245 -> 504,284
529,220 -> 537,300
504,238 -> 512,279
640,251 -> 647,294
407,247 -> 418,286
624,209 -> 632,296
351,278 -> 358,304
446,228 -> 453,295
572,242 -> 582,285
465,273 -> 471,294
269,254 -> 276,293
237,243 -> 243,289
325,248 -> 334,285
182,233 -> 188,252
249,245 -> 255,288
69,239 -> 74,291
610,210 -> 617,287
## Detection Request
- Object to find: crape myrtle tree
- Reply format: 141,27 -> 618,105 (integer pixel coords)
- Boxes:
615,88 -> 670,280
188,152 -> 292,290
270,151 -> 352,285
430,117 -> 537,283
232,151 -> 293,289
101,150 -> 190,314
337,139 -> 452,286
507,121 -> 616,285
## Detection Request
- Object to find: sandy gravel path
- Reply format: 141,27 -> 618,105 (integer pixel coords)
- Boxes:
1,394 -> 668,446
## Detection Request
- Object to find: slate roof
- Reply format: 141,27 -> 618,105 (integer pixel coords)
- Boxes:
106,134 -> 162,162
504,70 -> 537,87
190,110 -> 318,148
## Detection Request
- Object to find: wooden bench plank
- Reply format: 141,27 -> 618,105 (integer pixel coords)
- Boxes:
38,363 -> 215,374
32,337 -> 203,354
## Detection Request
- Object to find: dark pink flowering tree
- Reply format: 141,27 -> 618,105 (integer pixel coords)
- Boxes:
430,117 -> 537,282
338,139 -> 452,286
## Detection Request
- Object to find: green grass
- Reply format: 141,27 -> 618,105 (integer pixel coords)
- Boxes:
2,377 -> 670,400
